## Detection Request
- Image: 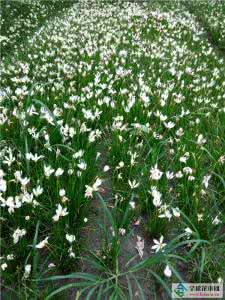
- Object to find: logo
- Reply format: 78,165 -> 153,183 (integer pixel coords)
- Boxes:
173,283 -> 188,298
172,283 -> 223,299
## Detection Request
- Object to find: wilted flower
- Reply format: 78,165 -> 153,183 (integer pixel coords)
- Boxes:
135,235 -> 144,258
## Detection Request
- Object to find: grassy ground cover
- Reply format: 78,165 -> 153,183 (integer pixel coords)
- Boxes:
0,0 -> 225,299
0,0 -> 74,56
182,0 -> 225,50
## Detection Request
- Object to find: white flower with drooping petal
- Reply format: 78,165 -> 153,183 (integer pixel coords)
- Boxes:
164,265 -> 172,277
36,236 -> 49,249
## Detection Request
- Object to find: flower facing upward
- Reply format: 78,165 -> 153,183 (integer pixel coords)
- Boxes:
151,235 -> 167,252
150,164 -> 163,181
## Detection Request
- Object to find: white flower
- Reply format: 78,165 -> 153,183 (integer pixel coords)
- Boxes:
197,214 -> 203,222
150,164 -> 163,181
55,168 -> 64,177
128,179 -> 139,189
84,218 -> 88,223
150,186 -> 162,207
33,186 -> 43,197
66,234 -> 76,243
135,235 -> 144,258
44,165 -> 55,177
116,161 -> 124,169
151,235 -> 167,252
13,228 -> 26,244
85,178 -> 102,198
164,121 -> 175,129
159,209 -> 172,220
185,227 -> 192,238
0,178 -> 7,192
68,169 -> 74,175
93,178 -> 102,190
202,175 -> 211,189
59,189 -> 66,197
24,264 -> 31,279
212,216 -> 221,225
84,185 -> 93,198
164,265 -> 172,277
103,165 -> 110,172
52,204 -> 68,222
175,171 -> 183,178
180,156 -> 188,163
119,228 -> 126,236
172,207 -> 180,218
166,171 -> 174,180
68,246 -> 75,258
218,155 -> 225,165
197,134 -> 206,145
20,177 -> 30,187
77,161 -> 87,170
7,254 -> 14,260
1,263 -> 7,271
0,170 -> 5,178
36,236 -> 49,249
129,201 -> 135,209
26,152 -> 44,162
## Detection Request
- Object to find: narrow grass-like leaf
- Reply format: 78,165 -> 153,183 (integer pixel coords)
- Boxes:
126,275 -> 133,300
148,270 -> 171,298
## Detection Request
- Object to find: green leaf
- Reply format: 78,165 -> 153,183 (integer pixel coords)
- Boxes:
46,282 -> 94,300
149,270 -> 171,298
126,275 -> 133,300
132,275 -> 146,300
40,272 -> 100,282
